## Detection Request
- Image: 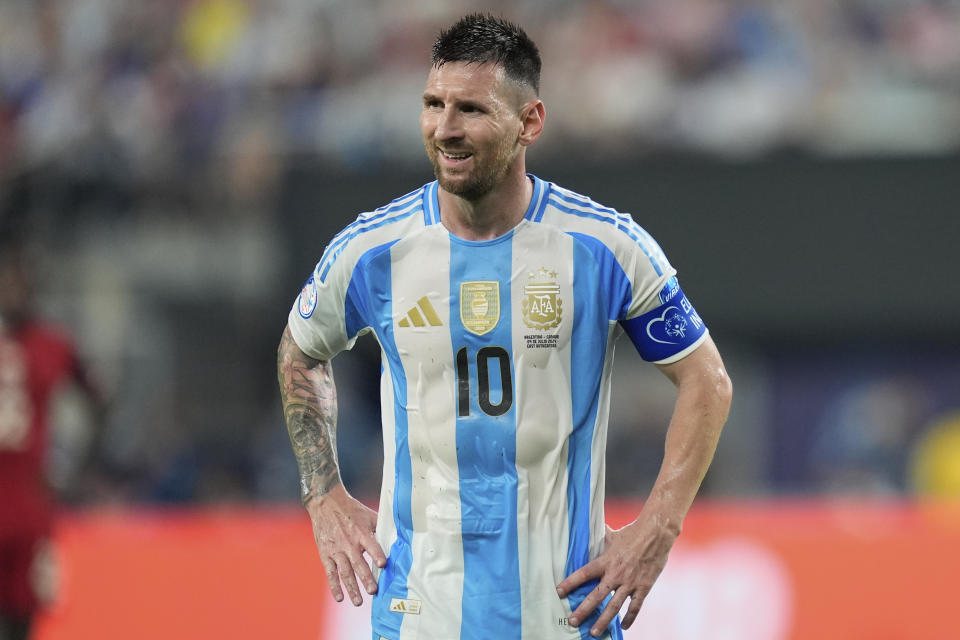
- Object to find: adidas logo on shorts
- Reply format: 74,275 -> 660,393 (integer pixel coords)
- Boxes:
389,597 -> 422,615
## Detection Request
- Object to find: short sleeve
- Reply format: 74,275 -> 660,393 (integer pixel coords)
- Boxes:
287,256 -> 360,361
617,235 -> 709,365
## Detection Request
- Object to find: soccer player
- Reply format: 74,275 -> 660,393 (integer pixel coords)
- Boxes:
0,242 -> 106,640
277,14 -> 732,640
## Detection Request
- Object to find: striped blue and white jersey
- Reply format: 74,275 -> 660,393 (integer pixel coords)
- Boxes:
288,175 -> 708,640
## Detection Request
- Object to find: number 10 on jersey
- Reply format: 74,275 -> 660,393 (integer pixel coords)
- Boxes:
455,346 -> 513,417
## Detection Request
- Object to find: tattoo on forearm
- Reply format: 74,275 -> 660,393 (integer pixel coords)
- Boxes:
277,327 -> 341,505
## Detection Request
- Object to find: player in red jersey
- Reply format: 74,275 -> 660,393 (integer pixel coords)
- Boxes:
0,242 -> 106,640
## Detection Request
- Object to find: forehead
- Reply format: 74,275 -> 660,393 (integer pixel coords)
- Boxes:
423,61 -> 508,100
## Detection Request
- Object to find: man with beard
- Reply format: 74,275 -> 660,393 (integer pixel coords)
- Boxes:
277,14 -> 732,640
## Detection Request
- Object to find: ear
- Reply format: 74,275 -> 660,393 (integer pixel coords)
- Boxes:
518,100 -> 545,147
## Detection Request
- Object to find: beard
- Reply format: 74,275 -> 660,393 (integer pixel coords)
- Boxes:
426,138 -> 517,202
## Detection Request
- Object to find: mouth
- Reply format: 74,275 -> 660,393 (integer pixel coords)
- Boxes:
438,149 -> 473,164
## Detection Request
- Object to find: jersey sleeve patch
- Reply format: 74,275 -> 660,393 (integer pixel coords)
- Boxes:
658,276 -> 680,304
621,285 -> 707,362
298,274 -> 318,319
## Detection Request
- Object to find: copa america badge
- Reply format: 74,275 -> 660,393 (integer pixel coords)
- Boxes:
299,275 -> 318,318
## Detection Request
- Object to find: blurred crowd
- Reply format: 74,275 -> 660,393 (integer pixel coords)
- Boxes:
2,0 -> 959,506
2,0 -> 959,192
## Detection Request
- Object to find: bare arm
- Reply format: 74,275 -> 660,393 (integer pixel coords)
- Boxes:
558,336 -> 732,635
277,324 -> 386,605
277,324 -> 341,504
644,334 -> 731,538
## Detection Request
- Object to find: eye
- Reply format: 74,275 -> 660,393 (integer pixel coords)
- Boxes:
424,98 -> 442,109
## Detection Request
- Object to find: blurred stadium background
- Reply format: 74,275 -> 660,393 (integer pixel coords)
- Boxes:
1,0 -> 958,638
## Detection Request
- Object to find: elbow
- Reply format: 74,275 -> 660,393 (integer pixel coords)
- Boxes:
717,367 -> 733,405
713,367 -> 733,421
691,357 -> 732,418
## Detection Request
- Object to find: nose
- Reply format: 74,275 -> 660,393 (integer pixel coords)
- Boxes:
434,106 -> 463,141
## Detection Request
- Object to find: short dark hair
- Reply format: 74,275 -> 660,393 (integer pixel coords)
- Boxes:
431,13 -> 541,95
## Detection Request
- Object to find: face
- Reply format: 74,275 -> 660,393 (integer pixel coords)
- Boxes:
420,62 -> 528,201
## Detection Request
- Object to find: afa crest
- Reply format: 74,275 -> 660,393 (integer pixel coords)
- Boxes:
522,267 -> 562,330
460,281 -> 500,335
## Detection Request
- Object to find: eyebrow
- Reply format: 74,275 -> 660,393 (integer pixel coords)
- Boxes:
422,92 -> 469,107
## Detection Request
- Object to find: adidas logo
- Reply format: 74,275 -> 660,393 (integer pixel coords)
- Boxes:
389,597 -> 421,615
398,296 -> 443,328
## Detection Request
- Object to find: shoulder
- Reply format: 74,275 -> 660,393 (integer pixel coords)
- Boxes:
313,182 -> 438,285
533,178 -> 672,277
12,322 -> 78,374
537,179 -> 641,244
22,322 -> 75,351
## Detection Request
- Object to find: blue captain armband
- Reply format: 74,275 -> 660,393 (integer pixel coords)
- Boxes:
621,285 -> 708,363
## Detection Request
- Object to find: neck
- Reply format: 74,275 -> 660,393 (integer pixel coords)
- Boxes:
439,168 -> 532,241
